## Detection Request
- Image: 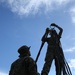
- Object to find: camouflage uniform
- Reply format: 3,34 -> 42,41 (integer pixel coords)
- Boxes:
9,45 -> 38,75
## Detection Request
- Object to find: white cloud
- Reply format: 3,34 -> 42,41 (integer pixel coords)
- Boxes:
68,59 -> 75,69
0,71 -> 8,75
68,59 -> 75,75
0,0 -> 70,16
69,6 -> 75,24
64,47 -> 75,52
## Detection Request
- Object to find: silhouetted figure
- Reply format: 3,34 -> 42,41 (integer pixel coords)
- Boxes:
9,45 -> 39,75
41,23 -> 72,75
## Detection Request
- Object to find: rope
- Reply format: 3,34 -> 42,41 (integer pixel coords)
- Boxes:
64,58 -> 72,75
57,48 -> 72,75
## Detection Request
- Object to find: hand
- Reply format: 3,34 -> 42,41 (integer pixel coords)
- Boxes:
46,28 -> 49,33
50,23 -> 57,27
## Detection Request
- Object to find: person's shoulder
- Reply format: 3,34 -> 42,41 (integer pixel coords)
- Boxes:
11,58 -> 20,65
24,56 -> 34,62
23,56 -> 35,65
10,59 -> 20,68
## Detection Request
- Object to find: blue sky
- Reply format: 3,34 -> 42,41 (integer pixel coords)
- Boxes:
0,0 -> 75,75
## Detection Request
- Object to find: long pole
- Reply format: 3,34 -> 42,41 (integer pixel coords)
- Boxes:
35,42 -> 45,63
35,28 -> 49,63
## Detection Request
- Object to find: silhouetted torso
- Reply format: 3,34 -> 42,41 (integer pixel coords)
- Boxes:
9,56 -> 37,75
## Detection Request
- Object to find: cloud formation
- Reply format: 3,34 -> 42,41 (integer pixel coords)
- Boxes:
69,59 -> 75,69
68,59 -> 75,75
0,71 -> 8,75
1,0 -> 75,24
0,0 -> 70,16
64,47 -> 75,52
69,6 -> 75,24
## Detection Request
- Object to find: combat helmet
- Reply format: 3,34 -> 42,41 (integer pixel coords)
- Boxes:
18,45 -> 31,57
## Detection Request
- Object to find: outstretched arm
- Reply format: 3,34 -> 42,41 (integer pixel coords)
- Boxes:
51,23 -> 63,37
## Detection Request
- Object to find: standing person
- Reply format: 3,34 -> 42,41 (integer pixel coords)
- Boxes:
41,23 -> 63,75
9,45 -> 39,75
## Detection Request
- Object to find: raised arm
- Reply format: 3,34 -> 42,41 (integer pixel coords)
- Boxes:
51,23 -> 63,37
41,28 -> 49,42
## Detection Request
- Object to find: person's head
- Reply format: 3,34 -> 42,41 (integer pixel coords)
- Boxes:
49,28 -> 57,37
18,45 -> 31,58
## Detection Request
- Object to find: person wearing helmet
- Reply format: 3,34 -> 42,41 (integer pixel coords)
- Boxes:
18,45 -> 31,57
41,23 -> 63,75
9,45 -> 39,75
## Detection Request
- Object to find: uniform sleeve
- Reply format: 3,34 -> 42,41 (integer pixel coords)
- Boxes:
58,28 -> 63,38
41,32 -> 48,43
